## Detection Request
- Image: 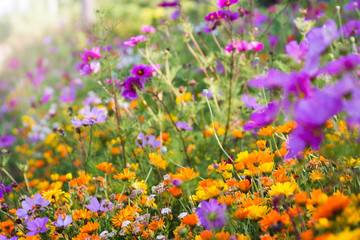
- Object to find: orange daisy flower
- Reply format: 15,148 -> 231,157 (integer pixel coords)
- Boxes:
173,167 -> 199,182
80,222 -> 99,234
180,213 -> 198,226
168,186 -> 183,198
96,162 -> 115,174
113,168 -> 136,181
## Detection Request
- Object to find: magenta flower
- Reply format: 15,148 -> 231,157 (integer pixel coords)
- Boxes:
243,101 -> 280,131
85,197 -> 114,213
268,35 -> 279,49
80,47 -> 102,62
121,76 -> 144,100
324,54 -> 360,75
130,64 -> 153,79
248,41 -> 264,51
54,215 -> 72,228
40,87 -> 54,104
197,199 -> 228,230
123,35 -> 147,47
175,122 -> 193,131
158,1 -> 179,7
141,25 -> 156,34
0,135 -> 16,148
216,0 -> 238,8
26,217 -> 49,236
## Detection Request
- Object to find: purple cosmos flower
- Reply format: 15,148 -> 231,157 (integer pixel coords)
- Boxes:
85,197 -> 114,213
26,217 -> 49,236
130,64 -> 153,79
285,40 -> 308,64
294,90 -> 342,129
241,95 -> 264,111
286,126 -> 323,159
40,87 -> 54,104
268,35 -> 279,49
303,20 -> 339,76
141,26 -> 156,34
216,0 -> 238,8
77,61 -> 101,76
121,76 -> 144,100
136,133 -> 161,149
324,54 -> 360,75
0,135 -> 16,148
123,35 -> 147,47
170,9 -> 182,20
248,69 -> 290,89
341,20 -> 360,37
54,215 -> 72,228
175,122 -> 193,131
197,199 -> 228,230
243,101 -> 280,131
158,1 -> 179,7
201,89 -> 214,98
344,0 -> 360,11
0,182 -> 12,198
0,234 -> 17,240
59,87 -> 77,103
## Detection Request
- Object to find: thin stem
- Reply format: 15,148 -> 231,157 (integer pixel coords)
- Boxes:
205,95 -> 231,160
152,93 -> 191,166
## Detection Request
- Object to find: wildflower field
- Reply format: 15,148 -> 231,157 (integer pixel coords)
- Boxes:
2,0 -> 360,239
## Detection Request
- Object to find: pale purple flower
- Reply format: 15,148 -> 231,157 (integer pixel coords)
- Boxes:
216,0 -> 238,8
0,135 -> 16,148
0,234 -> 17,240
197,199 -> 228,230
85,197 -> 114,213
175,122 -> 193,131
17,193 -> 50,221
81,107 -> 107,124
285,40 -> 308,63
136,133 -> 161,149
59,87 -> 77,103
26,217 -> 49,236
248,69 -> 290,89
241,95 -> 264,111
54,215 -> 72,228
71,107 -> 107,127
